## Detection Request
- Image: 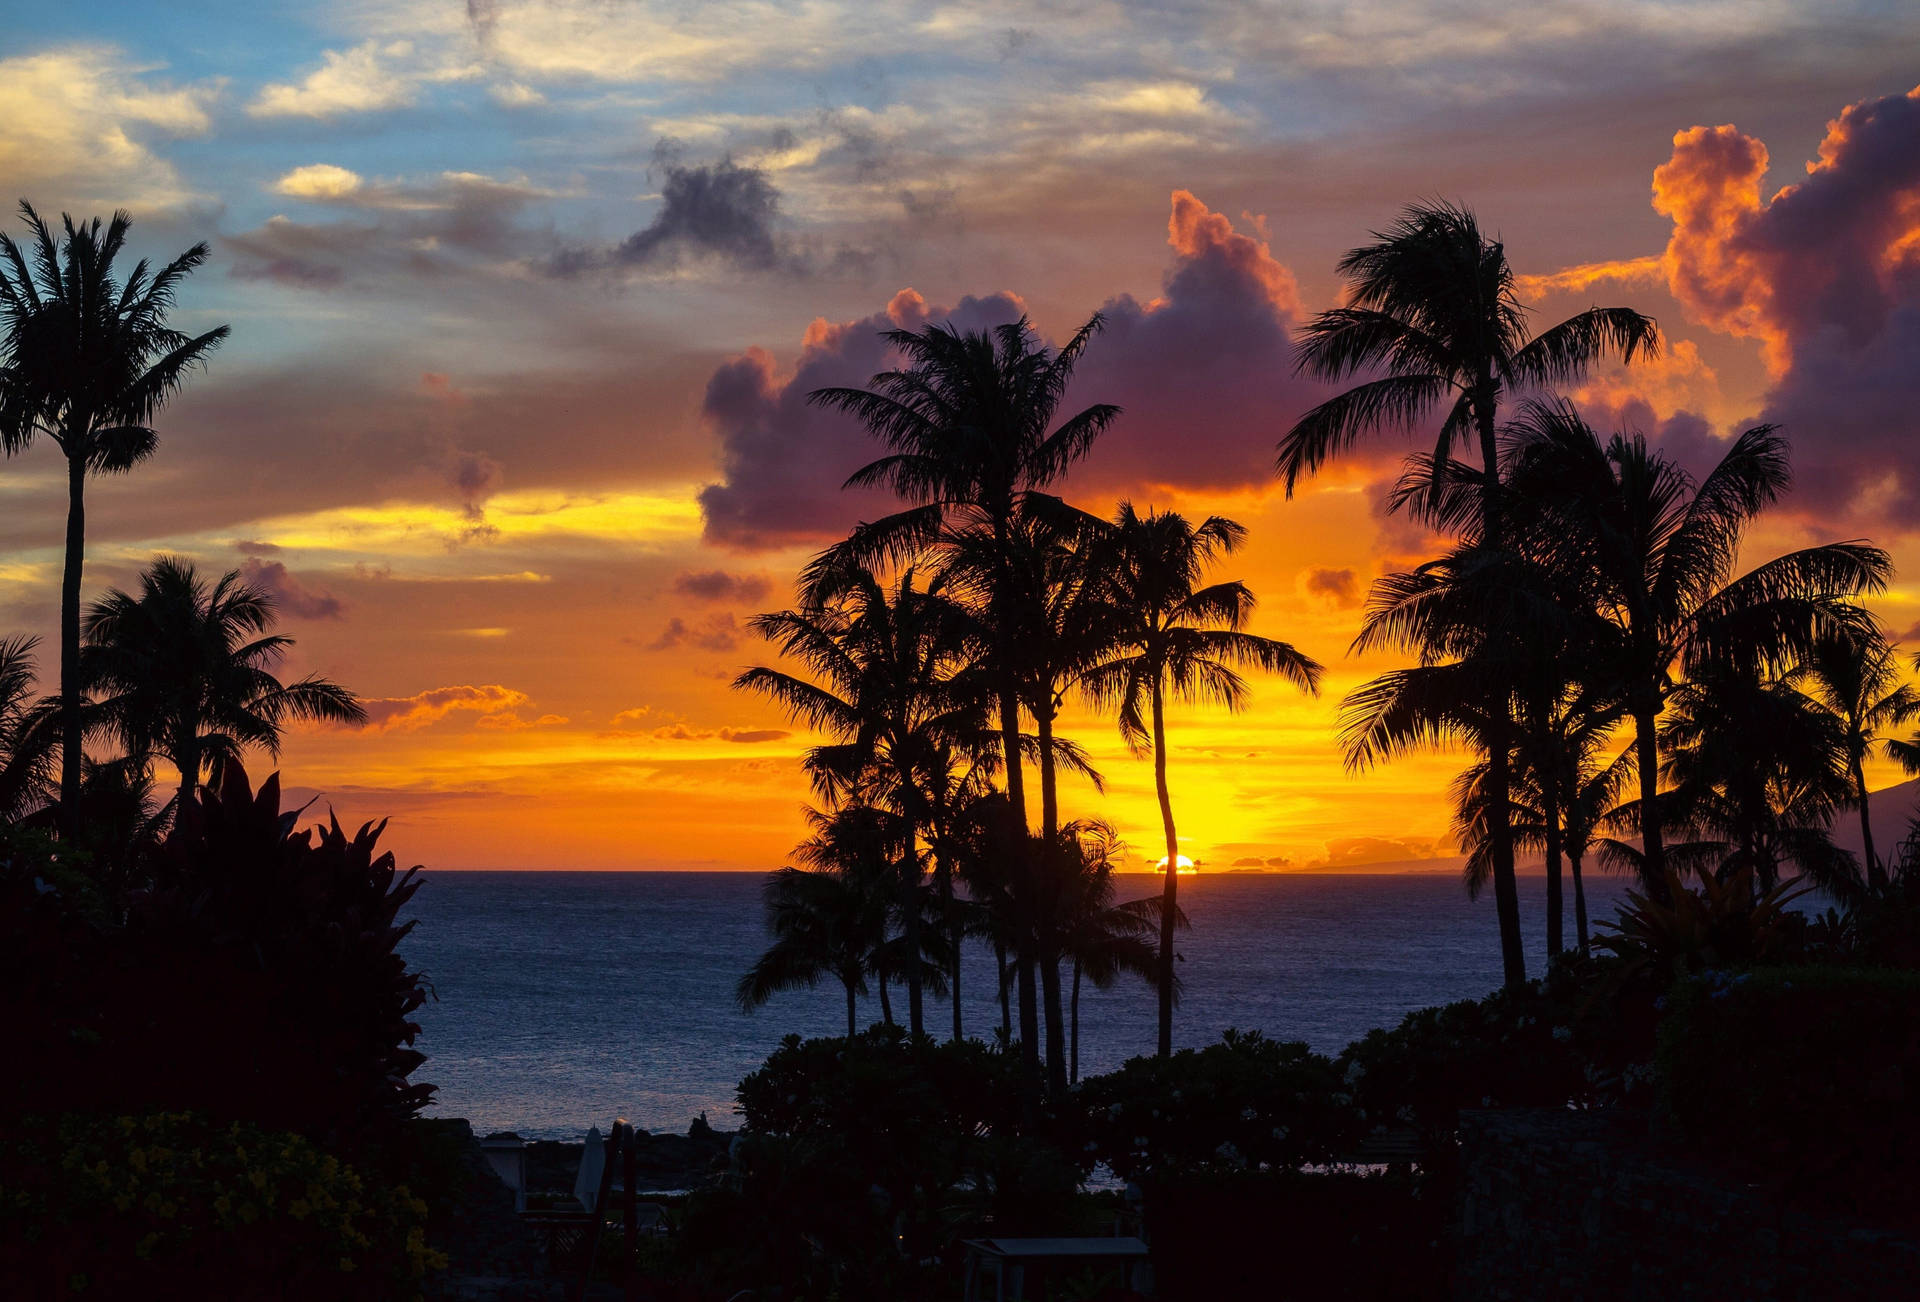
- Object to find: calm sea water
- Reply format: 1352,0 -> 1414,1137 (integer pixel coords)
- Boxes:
404,870 -> 1635,1140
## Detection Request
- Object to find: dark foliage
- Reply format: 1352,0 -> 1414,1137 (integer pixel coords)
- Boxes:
1077,1029 -> 1360,1182
1,762 -> 433,1162
0,1111 -> 440,1300
685,1026 -> 1078,1300
1657,966 -> 1920,1224
1144,1167 -> 1449,1301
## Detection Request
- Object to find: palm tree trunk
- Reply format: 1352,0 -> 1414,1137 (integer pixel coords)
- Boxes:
845,978 -> 858,1039
878,968 -> 894,1027
995,936 -> 1012,1042
1070,958 -> 1082,1086
1476,399 -> 1526,989
59,446 -> 86,837
901,823 -> 924,1037
175,735 -> 200,824
1542,762 -> 1564,958
1570,850 -> 1590,956
938,848 -> 963,1041
1152,680 -> 1180,1057
1036,708 -> 1068,1096
1634,703 -> 1670,902
999,668 -> 1041,1091
1857,758 -> 1883,891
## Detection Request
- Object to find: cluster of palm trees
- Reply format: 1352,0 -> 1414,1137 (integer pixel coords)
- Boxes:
734,319 -> 1320,1098
1283,204 -> 1912,977
741,198 -> 1920,1073
0,202 -> 363,858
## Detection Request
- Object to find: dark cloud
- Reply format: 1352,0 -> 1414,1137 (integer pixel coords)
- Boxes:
226,173 -> 545,290
239,557 -> 344,620
649,612 -> 740,652
697,192 -> 1333,551
550,154 -> 823,277
449,449 -> 503,519
671,569 -> 771,604
1653,86 -> 1920,531
1302,567 -> 1359,606
1066,191 -> 1330,495
697,288 -> 1024,549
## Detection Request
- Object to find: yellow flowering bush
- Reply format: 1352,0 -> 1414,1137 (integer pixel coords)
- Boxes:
0,1112 -> 445,1299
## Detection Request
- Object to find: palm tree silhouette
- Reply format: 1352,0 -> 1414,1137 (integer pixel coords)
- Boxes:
738,860 -> 884,1038
1280,201 -> 1658,987
1051,820 -> 1173,1084
1793,631 -> 1920,890
1659,659 -> 1858,896
1081,504 -> 1320,1055
0,635 -> 57,823
737,557 -> 981,1037
81,557 -> 365,819
0,204 -> 228,832
1505,399 -> 1889,896
944,502 -> 1113,1090
810,313 -> 1118,1091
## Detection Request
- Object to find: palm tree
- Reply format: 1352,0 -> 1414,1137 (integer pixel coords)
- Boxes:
1080,504 -> 1320,1055
1659,659 -> 1859,896
1052,821 -> 1173,1084
1794,631 -> 1920,890
810,313 -> 1118,1090
738,864 -> 884,1038
1280,201 -> 1659,988
0,205 -> 229,831
81,557 -> 365,818
944,502 -> 1113,1090
0,635 -> 57,823
737,560 -> 976,1037
1505,400 -> 1890,897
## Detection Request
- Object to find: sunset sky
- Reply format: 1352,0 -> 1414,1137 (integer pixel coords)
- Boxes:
4,2 -> 1919,870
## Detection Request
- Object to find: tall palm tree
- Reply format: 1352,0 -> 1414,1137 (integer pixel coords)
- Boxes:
1280,201 -> 1659,988
945,502 -> 1112,1090
0,205 -> 229,831
1505,400 -> 1890,897
1659,659 -> 1859,896
738,864 -> 884,1038
1794,631 -> 1920,890
1080,504 -> 1321,1056
737,559 -> 975,1037
1052,821 -> 1173,1085
0,635 -> 57,823
810,313 -> 1118,1091
82,557 -> 365,818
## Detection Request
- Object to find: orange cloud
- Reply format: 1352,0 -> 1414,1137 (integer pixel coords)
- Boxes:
1166,189 -> 1300,313
359,684 -> 531,730
1653,122 -> 1780,368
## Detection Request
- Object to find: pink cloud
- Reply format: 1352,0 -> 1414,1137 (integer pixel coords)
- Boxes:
695,191 -> 1341,550
1653,86 -> 1920,530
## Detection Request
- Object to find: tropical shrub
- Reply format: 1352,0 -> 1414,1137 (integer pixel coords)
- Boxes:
0,1112 -> 443,1300
1657,966 -> 1920,1220
694,1026 -> 1071,1300
1,763 -> 433,1162
1594,865 -> 1811,989
1335,969 -> 1603,1142
1077,1030 -> 1360,1182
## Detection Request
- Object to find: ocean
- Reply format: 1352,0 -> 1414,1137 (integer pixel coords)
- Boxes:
404,870 -> 1636,1140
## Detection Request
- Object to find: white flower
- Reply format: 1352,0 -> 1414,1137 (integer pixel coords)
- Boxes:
1552,1026 -> 1572,1043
